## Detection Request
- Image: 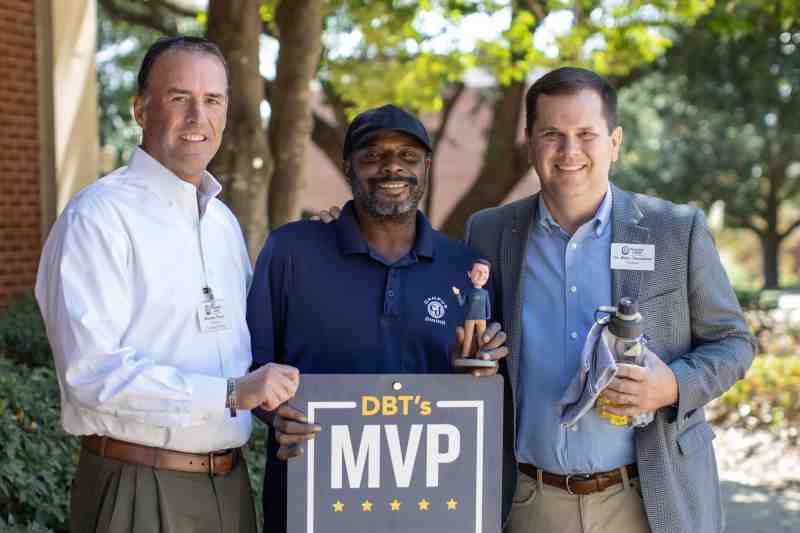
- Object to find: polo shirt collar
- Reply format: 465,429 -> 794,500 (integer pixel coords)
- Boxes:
127,147 -> 222,214
537,185 -> 613,237
335,200 -> 436,260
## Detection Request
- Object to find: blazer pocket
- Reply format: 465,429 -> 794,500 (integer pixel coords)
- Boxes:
677,421 -> 716,455
640,285 -> 680,304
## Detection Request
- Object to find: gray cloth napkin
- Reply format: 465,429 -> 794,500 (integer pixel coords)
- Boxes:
559,318 -> 617,428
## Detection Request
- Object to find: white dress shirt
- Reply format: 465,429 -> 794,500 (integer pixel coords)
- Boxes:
36,148 -> 253,453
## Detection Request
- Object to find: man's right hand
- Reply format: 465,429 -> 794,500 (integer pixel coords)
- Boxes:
236,362 -> 299,411
273,403 -> 321,460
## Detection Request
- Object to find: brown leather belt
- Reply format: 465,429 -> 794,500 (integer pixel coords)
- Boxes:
519,463 -> 638,495
82,435 -> 238,475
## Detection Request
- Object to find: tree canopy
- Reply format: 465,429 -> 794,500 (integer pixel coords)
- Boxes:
616,0 -> 800,287
98,0 -> 718,245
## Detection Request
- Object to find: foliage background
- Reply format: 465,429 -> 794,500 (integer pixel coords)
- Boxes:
5,0 -> 800,530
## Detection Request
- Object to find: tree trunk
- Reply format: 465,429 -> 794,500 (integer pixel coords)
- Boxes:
207,0 -> 272,257
268,0 -> 324,229
761,232 -> 781,289
760,171 -> 782,288
439,80 -> 527,238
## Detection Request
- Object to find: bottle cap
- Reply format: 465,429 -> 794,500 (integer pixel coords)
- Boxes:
609,297 -> 643,339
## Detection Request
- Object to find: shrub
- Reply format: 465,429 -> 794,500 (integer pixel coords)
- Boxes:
0,359 -> 77,532
734,287 -> 763,310
0,515 -> 53,532
244,420 -> 268,530
715,354 -> 800,443
0,292 -> 52,368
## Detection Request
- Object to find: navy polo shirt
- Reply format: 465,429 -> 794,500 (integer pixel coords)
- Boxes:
246,201 -> 481,533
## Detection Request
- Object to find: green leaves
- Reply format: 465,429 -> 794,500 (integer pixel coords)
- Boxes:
615,1 -> 800,286
323,52 -> 473,116
0,293 -> 52,368
0,359 -> 79,531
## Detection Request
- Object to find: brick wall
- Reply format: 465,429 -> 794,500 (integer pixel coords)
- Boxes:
0,0 -> 40,306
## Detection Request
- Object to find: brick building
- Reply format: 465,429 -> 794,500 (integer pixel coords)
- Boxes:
0,0 -> 97,307
0,0 -> 47,305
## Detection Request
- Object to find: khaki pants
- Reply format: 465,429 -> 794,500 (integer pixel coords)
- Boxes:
463,319 -> 487,357
70,447 -> 257,533
505,467 -> 651,533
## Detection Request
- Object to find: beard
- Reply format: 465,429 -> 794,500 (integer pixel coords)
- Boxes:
350,170 -> 426,221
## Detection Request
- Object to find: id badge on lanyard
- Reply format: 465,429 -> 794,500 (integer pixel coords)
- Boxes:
197,286 -> 230,333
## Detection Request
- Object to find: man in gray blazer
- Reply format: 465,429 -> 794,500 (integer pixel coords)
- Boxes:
464,67 -> 755,533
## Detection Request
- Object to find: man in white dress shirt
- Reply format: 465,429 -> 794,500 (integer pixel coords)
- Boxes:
35,36 -> 298,533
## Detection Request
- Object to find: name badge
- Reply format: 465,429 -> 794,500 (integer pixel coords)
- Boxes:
197,299 -> 230,333
610,243 -> 655,271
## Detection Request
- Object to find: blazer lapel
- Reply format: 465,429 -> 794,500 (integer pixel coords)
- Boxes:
610,184 -> 651,304
501,195 -> 537,395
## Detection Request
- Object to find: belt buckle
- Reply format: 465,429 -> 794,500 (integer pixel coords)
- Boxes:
564,473 -> 591,495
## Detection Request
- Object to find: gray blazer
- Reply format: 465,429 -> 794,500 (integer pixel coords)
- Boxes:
464,183 -> 755,533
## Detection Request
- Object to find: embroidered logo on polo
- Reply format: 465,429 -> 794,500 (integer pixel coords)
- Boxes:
424,296 -> 447,325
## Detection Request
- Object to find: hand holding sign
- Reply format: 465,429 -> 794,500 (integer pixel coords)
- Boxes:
274,403 -> 322,460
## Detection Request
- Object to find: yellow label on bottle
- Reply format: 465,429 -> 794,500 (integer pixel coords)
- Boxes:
596,397 -> 629,426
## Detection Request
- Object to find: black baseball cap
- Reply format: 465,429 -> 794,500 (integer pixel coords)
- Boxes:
342,104 -> 433,160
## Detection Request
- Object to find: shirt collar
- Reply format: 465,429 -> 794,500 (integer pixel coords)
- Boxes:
335,200 -> 436,261
537,185 -> 613,238
127,147 -> 222,213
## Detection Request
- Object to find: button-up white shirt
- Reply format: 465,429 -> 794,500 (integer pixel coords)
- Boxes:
36,148 -> 253,453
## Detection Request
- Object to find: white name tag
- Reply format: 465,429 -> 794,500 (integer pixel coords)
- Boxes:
197,299 -> 230,333
610,243 -> 655,271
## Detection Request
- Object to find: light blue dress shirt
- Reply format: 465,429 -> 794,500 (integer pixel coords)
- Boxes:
516,188 -> 636,474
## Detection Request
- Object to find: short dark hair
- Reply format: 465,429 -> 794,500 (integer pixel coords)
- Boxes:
524,67 -> 618,135
137,36 -> 229,95
472,258 -> 491,270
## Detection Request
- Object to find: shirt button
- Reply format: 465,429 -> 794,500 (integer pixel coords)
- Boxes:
570,285 -> 577,293
570,331 -> 578,340
571,243 -> 578,249
388,290 -> 395,298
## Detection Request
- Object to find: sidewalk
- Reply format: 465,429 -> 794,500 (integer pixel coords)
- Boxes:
715,426 -> 800,533
721,480 -> 800,533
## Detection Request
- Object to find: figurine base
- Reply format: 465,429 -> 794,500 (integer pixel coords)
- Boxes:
453,357 -> 498,368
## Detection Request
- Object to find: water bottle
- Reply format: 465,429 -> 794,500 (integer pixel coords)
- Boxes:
596,297 -> 654,428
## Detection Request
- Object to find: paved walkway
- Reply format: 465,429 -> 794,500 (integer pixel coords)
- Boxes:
721,480 -> 800,533
715,426 -> 800,533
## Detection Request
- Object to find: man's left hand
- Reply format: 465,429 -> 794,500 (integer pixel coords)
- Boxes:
601,346 -> 678,416
451,322 -> 508,377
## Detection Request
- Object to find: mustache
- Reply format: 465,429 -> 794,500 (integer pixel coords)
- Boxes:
368,174 -> 419,187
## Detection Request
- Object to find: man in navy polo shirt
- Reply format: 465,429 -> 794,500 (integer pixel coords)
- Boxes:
246,104 -> 509,532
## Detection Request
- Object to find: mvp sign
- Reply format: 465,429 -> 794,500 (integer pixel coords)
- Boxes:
287,374 -> 503,533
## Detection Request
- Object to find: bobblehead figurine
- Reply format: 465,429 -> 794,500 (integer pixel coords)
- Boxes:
452,259 -> 495,368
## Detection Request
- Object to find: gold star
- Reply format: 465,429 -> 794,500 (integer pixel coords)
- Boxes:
446,498 -> 458,510
418,498 -> 430,511
333,500 -> 344,513
361,500 -> 373,512
389,498 -> 401,511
